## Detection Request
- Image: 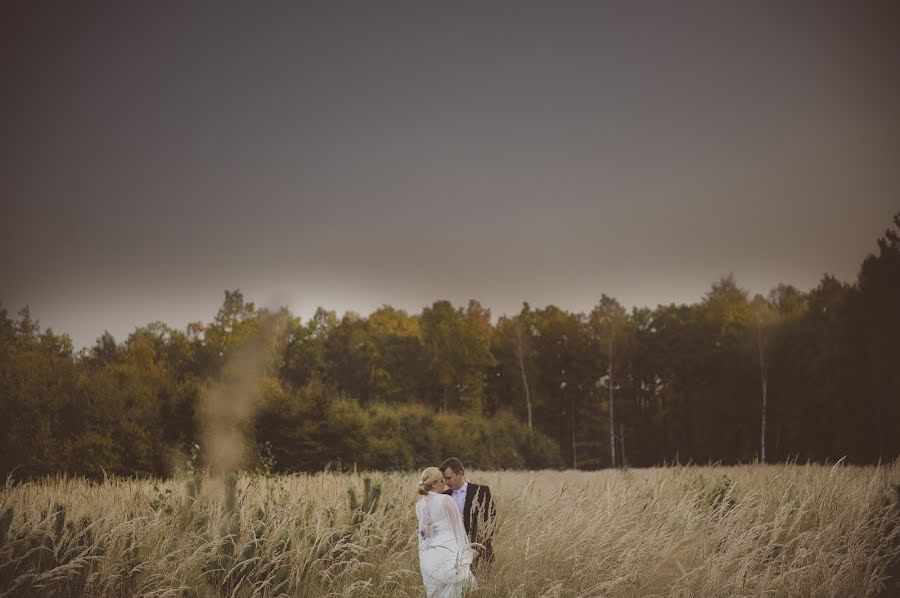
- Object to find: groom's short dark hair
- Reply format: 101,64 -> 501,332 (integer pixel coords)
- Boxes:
440,457 -> 465,474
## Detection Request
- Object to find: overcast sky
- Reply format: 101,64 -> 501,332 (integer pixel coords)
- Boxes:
2,1 -> 898,349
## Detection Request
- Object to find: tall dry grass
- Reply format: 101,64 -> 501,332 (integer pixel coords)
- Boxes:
1,461 -> 898,597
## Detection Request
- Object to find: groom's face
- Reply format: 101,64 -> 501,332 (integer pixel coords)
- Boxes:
443,467 -> 465,491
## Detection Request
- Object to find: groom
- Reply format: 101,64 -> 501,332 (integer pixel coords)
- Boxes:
440,457 -> 496,569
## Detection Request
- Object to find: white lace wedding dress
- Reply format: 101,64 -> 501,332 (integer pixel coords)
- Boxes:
416,491 -> 475,598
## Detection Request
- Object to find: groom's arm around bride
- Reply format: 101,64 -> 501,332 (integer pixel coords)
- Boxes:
440,457 -> 497,570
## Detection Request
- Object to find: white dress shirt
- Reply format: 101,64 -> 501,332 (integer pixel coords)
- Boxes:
451,481 -> 468,516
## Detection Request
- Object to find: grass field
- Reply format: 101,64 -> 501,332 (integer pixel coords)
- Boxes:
1,462 -> 899,597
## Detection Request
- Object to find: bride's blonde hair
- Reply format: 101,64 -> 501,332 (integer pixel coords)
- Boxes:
416,466 -> 443,495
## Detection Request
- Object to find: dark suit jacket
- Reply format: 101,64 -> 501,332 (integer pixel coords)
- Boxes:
445,482 -> 496,564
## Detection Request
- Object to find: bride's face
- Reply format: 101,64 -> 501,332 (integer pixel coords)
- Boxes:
431,479 -> 447,493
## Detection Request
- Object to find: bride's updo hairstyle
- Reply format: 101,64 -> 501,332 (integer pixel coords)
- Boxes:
416,467 -> 443,495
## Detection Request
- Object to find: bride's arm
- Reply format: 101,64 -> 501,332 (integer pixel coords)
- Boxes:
416,499 -> 428,540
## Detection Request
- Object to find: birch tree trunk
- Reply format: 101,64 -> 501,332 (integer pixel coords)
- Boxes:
609,330 -> 616,468
757,318 -> 768,464
562,372 -> 575,469
515,325 -> 532,429
571,399 -> 577,469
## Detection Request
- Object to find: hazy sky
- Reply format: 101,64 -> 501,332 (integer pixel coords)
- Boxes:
2,1 -> 899,349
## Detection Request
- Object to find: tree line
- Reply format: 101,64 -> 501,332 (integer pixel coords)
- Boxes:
1,214 -> 898,478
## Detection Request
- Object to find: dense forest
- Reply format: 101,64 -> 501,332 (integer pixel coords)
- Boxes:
2,214 -> 898,479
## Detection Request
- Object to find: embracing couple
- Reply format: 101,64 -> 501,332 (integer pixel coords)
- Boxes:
415,457 -> 496,598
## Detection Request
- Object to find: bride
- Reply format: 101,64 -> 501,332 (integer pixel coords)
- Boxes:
416,467 -> 476,597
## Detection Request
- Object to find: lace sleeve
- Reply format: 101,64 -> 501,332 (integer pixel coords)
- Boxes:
416,499 -> 429,541
441,494 -> 469,551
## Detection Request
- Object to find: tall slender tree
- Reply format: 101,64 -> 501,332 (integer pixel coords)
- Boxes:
750,295 -> 776,463
589,295 -> 628,467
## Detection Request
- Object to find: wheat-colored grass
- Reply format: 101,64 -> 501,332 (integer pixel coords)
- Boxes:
1,461 -> 898,597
